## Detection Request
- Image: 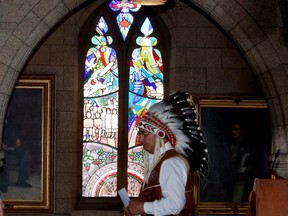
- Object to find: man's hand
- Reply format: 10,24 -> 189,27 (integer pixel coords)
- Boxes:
123,206 -> 130,215
126,199 -> 145,215
15,138 -> 21,148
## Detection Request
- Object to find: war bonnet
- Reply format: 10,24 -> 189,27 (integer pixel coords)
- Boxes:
137,91 -> 208,176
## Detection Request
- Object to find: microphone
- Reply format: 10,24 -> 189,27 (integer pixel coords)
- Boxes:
271,149 -> 280,170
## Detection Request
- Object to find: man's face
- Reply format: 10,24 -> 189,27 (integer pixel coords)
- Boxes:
231,124 -> 244,139
137,129 -> 156,154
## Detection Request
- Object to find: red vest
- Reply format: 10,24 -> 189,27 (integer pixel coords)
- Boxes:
140,149 -> 196,216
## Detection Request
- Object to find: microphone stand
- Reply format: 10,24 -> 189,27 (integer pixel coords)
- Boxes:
270,149 -> 280,178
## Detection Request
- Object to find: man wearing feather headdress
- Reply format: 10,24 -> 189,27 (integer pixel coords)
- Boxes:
124,91 -> 208,216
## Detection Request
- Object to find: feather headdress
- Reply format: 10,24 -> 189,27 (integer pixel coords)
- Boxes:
137,91 -> 208,176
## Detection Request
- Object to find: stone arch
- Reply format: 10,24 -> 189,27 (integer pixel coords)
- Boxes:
0,0 -> 104,122
188,0 -> 287,154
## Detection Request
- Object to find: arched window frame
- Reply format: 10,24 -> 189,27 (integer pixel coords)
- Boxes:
78,1 -> 171,209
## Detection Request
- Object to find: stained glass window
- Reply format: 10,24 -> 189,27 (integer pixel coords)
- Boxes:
82,0 -> 165,198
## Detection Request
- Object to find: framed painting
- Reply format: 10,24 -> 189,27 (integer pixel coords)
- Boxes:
0,75 -> 54,213
193,97 -> 272,215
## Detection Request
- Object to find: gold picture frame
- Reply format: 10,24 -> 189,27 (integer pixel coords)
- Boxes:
192,96 -> 272,215
0,75 -> 54,213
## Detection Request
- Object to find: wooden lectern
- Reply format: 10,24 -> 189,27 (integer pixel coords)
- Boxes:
247,178 -> 288,216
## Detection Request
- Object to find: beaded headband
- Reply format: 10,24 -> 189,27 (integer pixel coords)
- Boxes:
138,111 -> 177,146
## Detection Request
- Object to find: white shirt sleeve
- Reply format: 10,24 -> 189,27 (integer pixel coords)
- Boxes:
143,156 -> 188,216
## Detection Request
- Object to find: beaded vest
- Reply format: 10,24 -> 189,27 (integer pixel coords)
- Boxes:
140,149 -> 196,216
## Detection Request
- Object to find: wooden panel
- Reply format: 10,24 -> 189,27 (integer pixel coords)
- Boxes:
248,179 -> 288,216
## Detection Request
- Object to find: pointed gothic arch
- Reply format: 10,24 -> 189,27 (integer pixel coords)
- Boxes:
79,1 -> 171,198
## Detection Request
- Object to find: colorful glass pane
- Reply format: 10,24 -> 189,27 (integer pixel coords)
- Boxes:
83,143 -> 118,196
109,0 -> 141,40
127,145 -> 144,196
83,16 -> 119,197
127,17 -> 164,196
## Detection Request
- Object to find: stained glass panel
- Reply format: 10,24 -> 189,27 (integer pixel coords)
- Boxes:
127,17 -> 164,196
83,16 -> 119,197
83,143 -> 118,196
127,145 -> 144,197
109,0 -> 141,40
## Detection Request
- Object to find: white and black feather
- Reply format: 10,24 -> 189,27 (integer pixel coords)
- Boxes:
147,91 -> 209,176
